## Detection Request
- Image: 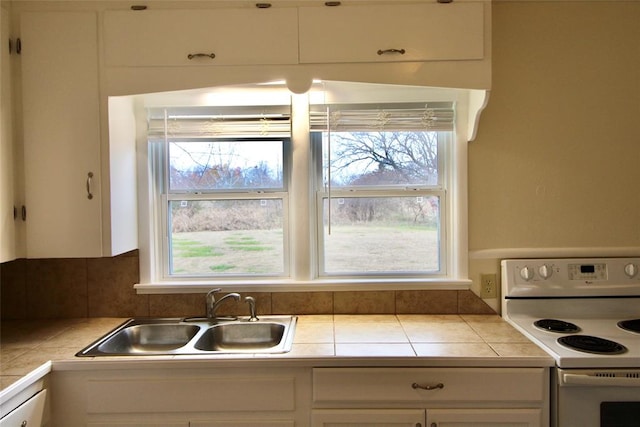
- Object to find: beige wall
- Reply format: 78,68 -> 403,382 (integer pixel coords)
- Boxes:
471,1 -> 639,251
468,2 -> 640,307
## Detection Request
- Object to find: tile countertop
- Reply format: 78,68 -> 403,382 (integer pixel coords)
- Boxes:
0,314 -> 552,390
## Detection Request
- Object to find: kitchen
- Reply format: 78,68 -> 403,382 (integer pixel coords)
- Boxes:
1,0 -> 639,426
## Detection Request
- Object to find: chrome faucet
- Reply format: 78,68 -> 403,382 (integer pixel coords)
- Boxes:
206,289 -> 241,320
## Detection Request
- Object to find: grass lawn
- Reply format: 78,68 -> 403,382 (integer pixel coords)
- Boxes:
171,225 -> 439,276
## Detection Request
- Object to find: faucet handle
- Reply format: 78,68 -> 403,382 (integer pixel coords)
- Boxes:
206,288 -> 223,299
244,296 -> 259,322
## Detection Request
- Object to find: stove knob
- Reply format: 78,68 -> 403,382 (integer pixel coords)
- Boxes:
520,266 -> 534,281
538,264 -> 553,279
624,263 -> 638,278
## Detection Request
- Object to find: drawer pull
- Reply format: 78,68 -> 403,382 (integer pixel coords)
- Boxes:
377,48 -> 406,56
411,382 -> 444,390
187,53 -> 216,60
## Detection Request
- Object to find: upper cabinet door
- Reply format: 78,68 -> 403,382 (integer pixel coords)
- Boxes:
299,3 -> 485,64
103,8 -> 299,67
0,5 -> 16,262
20,11 -> 102,258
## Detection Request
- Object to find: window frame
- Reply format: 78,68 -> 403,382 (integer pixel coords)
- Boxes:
311,130 -> 451,278
134,84 -> 474,293
153,135 -> 292,281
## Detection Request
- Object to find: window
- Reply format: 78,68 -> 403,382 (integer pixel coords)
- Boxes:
147,105 -> 291,279
136,81 -> 473,290
310,103 -> 453,277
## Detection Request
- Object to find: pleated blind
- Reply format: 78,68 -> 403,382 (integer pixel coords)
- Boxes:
309,102 -> 454,132
147,106 -> 291,139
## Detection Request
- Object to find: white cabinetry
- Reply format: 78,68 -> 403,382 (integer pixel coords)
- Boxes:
312,368 -> 549,427
103,8 -> 299,67
18,10 -> 137,258
0,366 -> 50,427
20,11 -> 103,258
0,389 -> 47,427
312,409 -> 425,427
312,409 -> 541,427
298,3 -> 484,64
426,408 -> 542,427
0,4 -> 16,262
51,366 -> 311,426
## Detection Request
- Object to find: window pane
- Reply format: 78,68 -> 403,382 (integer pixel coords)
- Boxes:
169,140 -> 284,191
321,196 -> 440,274
323,132 -> 439,187
169,199 -> 284,276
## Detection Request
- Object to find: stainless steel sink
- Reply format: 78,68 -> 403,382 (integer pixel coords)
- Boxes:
194,322 -> 286,352
76,316 -> 296,356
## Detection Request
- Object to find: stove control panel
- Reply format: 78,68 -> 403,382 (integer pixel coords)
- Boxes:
502,257 -> 640,298
568,262 -> 608,281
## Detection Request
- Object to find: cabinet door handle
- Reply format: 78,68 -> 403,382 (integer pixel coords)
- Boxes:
86,172 -> 94,200
377,48 -> 406,56
412,382 -> 444,390
187,53 -> 216,60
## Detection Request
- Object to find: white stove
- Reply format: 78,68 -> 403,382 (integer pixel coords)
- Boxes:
501,257 -> 640,427
501,257 -> 640,369
504,298 -> 640,369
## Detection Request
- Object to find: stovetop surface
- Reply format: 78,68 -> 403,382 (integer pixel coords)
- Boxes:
501,257 -> 640,369
505,306 -> 640,368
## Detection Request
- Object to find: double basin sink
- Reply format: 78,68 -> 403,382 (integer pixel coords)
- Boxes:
76,315 -> 297,356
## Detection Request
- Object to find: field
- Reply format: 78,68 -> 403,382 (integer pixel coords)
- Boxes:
171,225 -> 439,275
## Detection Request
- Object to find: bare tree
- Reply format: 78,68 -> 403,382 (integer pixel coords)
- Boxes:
330,131 -> 439,186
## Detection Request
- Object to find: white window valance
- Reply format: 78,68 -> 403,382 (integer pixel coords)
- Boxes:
309,103 -> 454,132
147,105 -> 291,139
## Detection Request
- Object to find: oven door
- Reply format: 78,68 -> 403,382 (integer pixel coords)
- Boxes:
556,369 -> 640,427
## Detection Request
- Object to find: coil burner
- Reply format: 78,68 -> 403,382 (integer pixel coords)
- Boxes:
534,319 -> 580,333
557,335 -> 627,355
617,319 -> 640,334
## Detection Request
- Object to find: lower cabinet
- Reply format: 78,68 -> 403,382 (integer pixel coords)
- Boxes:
87,421 -> 294,427
312,409 -> 425,426
51,365 -> 549,427
51,366 -> 311,426
0,389 -> 47,427
312,408 -> 541,427
312,367 -> 549,427
426,408 -> 542,426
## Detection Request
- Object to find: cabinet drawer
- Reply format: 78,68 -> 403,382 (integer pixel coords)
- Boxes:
313,368 -> 546,404
88,376 -> 295,413
103,8 -> 298,67
0,389 -> 47,427
299,3 -> 484,64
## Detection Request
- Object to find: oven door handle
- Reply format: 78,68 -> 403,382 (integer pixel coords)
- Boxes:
562,373 -> 640,387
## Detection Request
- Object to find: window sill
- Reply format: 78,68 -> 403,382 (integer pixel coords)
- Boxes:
134,278 -> 472,294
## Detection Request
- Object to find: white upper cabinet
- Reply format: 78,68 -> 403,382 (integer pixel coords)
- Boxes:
299,2 -> 485,64
103,8 -> 299,67
0,5 -> 16,262
20,11 -> 104,258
